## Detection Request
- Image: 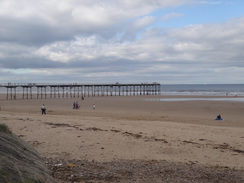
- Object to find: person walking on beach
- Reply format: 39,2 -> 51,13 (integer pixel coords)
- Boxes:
93,104 -> 96,109
41,104 -> 46,115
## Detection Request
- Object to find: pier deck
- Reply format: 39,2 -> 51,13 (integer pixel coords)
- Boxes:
0,83 -> 161,100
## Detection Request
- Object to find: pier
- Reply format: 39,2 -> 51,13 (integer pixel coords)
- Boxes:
0,83 -> 161,100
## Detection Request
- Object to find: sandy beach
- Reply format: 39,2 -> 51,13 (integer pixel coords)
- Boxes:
1,94 -> 244,182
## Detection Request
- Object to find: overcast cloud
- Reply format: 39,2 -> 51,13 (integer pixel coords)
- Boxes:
0,0 -> 244,84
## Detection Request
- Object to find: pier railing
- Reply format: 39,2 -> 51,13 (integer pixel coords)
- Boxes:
0,83 -> 161,100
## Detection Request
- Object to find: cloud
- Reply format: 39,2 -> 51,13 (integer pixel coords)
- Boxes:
0,0 -> 243,84
167,18 -> 244,65
0,0 -> 191,44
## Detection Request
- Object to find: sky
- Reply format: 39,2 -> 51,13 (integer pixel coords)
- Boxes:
0,0 -> 244,84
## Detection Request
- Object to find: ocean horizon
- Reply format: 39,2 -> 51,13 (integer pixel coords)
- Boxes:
161,84 -> 244,96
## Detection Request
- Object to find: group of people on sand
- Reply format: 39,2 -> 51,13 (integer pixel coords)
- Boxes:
41,103 -> 223,120
73,101 -> 80,109
72,101 -> 96,110
39,102 -> 223,119
41,102 -> 96,114
41,99 -> 221,118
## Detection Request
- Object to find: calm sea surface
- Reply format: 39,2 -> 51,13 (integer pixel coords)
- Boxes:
161,84 -> 244,96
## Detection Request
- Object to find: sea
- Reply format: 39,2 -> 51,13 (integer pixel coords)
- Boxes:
160,84 -> 244,96
0,84 -> 244,97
